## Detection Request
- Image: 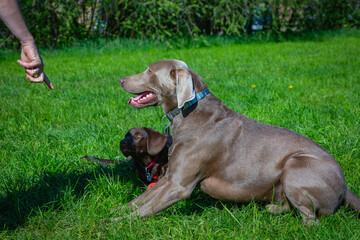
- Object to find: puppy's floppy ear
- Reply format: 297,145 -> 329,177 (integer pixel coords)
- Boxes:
145,128 -> 168,156
172,69 -> 195,108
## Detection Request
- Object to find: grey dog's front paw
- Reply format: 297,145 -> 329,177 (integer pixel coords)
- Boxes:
110,212 -> 137,222
110,205 -> 130,214
107,205 -> 133,223
111,216 -> 124,222
111,212 -> 140,222
102,215 -> 127,224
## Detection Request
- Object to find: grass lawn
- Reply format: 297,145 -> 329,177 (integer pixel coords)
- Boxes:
0,30 -> 359,239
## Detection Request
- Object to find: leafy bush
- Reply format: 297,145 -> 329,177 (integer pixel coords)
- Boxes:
1,0 -> 359,48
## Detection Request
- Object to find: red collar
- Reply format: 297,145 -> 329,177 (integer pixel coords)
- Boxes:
146,154 -> 159,170
144,136 -> 171,189
145,154 -> 162,185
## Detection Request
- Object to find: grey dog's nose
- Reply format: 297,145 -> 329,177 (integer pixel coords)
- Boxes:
119,78 -> 126,85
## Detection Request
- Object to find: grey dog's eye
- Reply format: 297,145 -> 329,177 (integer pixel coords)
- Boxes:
146,68 -> 152,74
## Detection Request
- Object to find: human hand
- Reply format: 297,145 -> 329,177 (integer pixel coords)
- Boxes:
17,42 -> 54,90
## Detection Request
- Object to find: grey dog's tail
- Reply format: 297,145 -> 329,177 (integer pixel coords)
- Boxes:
345,189 -> 360,212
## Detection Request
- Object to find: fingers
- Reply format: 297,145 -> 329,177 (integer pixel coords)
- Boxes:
17,59 -> 43,69
26,72 -> 55,90
18,59 -> 54,90
25,67 -> 41,77
26,72 -> 43,83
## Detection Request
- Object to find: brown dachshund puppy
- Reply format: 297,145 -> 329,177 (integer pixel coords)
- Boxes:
120,127 -> 172,188
82,127 -> 172,188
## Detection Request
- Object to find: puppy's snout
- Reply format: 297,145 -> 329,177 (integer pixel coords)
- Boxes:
119,77 -> 126,85
120,139 -> 128,148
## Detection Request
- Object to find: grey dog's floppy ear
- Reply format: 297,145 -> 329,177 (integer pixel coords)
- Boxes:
174,69 -> 195,108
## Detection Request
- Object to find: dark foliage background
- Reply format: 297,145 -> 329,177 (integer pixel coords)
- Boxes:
1,0 -> 359,48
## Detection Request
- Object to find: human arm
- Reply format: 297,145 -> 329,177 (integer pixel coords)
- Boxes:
0,0 -> 54,89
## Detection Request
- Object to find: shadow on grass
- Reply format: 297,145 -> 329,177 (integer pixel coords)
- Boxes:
0,160 -> 229,232
2,154 -> 297,232
0,160 -> 139,231
175,188 -> 267,217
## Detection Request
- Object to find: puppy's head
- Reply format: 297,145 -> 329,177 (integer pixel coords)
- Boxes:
120,127 -> 169,165
119,59 -> 196,113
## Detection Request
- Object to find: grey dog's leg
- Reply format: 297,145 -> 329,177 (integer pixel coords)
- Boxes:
131,180 -> 194,217
281,154 -> 345,224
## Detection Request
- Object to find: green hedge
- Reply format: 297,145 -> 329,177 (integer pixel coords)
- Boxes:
1,0 -> 359,48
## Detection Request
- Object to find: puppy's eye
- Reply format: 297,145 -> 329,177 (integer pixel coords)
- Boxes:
134,133 -> 143,139
146,68 -> 152,74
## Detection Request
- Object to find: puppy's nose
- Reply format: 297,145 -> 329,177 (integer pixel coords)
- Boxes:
120,140 -> 127,148
119,77 -> 126,85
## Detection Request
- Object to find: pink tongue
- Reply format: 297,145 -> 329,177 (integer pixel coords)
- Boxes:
128,91 -> 150,103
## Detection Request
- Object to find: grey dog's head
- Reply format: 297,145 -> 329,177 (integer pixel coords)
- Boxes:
119,59 -> 198,113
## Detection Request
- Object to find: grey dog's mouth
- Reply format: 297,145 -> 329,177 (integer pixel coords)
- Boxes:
128,91 -> 157,108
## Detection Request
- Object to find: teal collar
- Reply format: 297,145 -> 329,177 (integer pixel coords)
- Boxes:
165,88 -> 210,122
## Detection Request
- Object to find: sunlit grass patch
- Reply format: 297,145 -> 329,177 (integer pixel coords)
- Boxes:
1,30 -> 359,238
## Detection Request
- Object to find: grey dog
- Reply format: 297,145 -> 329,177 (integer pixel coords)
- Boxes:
118,59 -> 359,224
